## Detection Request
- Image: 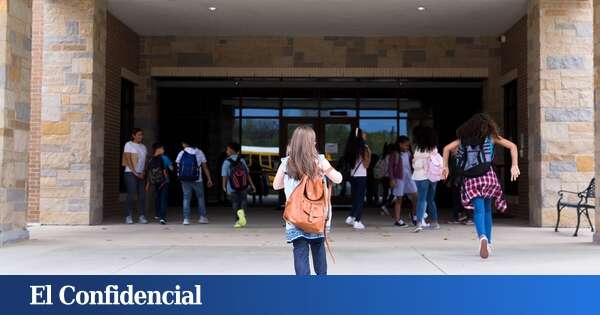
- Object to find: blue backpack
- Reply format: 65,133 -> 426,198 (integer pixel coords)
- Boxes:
178,151 -> 199,182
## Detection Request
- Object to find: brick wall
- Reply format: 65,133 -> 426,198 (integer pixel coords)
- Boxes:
500,16 -> 529,219
27,0 -> 42,223
103,13 -> 139,217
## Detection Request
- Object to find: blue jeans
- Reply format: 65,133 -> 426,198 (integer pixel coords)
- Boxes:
125,173 -> 145,218
472,197 -> 493,243
153,183 -> 168,220
181,181 -> 207,219
415,180 -> 438,222
292,237 -> 327,275
350,177 -> 367,222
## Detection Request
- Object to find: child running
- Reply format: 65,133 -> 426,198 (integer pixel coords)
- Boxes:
273,125 -> 342,275
442,113 -> 519,259
387,136 -> 418,227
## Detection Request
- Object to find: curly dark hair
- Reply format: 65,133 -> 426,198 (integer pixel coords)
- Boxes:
412,126 -> 438,152
456,113 -> 499,141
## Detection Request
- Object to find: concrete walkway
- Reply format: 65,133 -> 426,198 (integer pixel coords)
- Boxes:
1,207 -> 598,275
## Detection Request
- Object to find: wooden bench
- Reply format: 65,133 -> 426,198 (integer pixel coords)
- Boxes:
555,178 -> 595,237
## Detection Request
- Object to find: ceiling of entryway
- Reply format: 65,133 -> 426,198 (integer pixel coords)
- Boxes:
107,0 -> 528,37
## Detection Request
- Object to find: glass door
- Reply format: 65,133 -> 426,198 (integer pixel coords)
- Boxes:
323,119 -> 356,201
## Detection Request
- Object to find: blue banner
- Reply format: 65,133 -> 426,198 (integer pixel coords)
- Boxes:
0,276 -> 596,315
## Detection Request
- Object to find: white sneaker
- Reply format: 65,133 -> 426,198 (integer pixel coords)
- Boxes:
198,216 -> 209,224
413,225 -> 423,233
479,236 -> 489,259
138,215 -> 148,224
125,216 -> 133,224
353,221 -> 366,229
345,216 -> 355,225
427,223 -> 440,230
421,220 -> 430,228
183,218 -> 190,225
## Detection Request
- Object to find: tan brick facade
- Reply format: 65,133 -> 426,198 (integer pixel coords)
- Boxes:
595,0 -> 600,243
528,0 -> 595,227
103,13 -> 139,218
0,0 -> 32,245
26,0 -> 40,223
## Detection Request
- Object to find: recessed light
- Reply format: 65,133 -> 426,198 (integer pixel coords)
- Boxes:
417,6 -> 426,11
208,6 -> 217,11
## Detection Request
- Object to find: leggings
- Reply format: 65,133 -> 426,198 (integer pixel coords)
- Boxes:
472,197 -> 493,243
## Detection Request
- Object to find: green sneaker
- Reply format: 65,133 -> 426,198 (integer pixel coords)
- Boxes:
236,209 -> 247,227
233,221 -> 243,228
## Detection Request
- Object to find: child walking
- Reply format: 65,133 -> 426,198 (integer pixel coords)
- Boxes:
442,113 -> 519,259
343,127 -> 371,230
273,125 -> 342,275
412,126 -> 441,232
387,136 -> 418,227
221,142 -> 256,228
146,143 -> 173,224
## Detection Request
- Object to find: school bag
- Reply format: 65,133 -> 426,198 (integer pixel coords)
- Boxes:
426,151 -> 444,182
455,137 -> 492,178
373,157 -> 389,179
178,151 -> 200,182
148,156 -> 166,185
284,173 -> 327,234
228,157 -> 249,191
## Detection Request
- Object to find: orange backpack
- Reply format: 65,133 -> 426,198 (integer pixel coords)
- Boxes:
283,174 -> 328,234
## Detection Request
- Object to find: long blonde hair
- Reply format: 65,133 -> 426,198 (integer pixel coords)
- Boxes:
287,125 -> 319,180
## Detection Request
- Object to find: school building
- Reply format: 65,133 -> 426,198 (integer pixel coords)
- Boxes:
0,0 -> 599,244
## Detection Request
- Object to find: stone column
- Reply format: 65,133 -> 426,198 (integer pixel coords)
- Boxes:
527,0 -> 595,227
0,0 -> 32,245
39,0 -> 106,224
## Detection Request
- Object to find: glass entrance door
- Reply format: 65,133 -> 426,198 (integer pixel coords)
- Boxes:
281,118 -> 356,202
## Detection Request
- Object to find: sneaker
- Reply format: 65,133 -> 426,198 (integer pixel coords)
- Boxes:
345,216 -> 355,225
198,216 -> 209,224
153,216 -> 160,220
411,216 -> 418,226
448,220 -> 461,224
353,221 -> 366,229
138,215 -> 148,224
421,220 -> 430,228
183,218 -> 190,225
236,209 -> 247,227
125,216 -> 133,224
463,219 -> 474,225
159,219 -> 166,225
380,205 -> 390,216
479,236 -> 489,259
413,225 -> 424,233
487,244 -> 493,256
394,220 -> 407,227
427,223 -> 441,230
233,221 -> 243,228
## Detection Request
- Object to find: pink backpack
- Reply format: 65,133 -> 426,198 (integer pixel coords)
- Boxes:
427,151 -> 444,182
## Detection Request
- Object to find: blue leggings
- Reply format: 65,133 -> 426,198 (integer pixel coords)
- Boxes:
472,197 -> 493,243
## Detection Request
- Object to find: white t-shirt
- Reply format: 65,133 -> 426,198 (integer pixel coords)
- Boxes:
123,141 -> 147,174
176,147 -> 207,182
352,159 -> 367,177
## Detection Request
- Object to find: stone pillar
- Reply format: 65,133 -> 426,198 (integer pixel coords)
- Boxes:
0,0 -> 32,245
527,0 -> 595,227
39,0 -> 106,224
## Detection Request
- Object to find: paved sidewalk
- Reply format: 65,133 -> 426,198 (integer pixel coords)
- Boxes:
1,207 -> 598,275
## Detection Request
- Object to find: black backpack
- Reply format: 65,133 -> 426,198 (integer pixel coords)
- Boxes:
148,156 -> 166,185
455,137 -> 493,178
